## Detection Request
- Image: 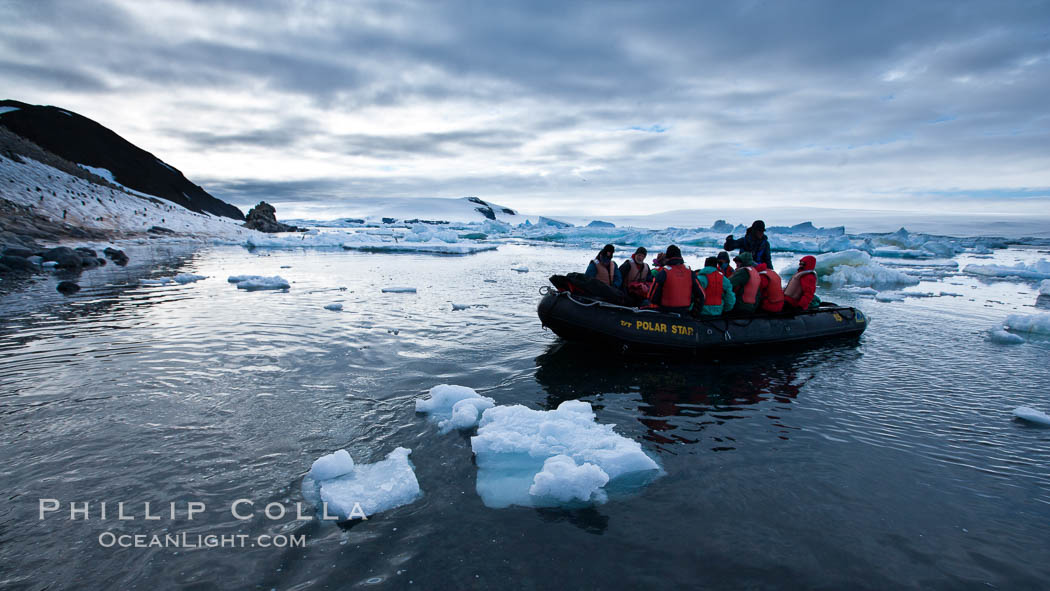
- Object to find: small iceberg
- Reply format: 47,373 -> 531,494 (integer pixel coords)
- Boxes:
511,267 -> 529,273
875,292 -> 905,302
964,259 -> 1050,280
324,303 -> 343,311
174,273 -> 205,284
987,329 -> 1025,345
139,278 -> 173,285
470,400 -> 660,508
382,287 -> 417,293
228,275 -> 290,290
301,447 -> 421,520
1003,313 -> 1050,336
1040,279 -> 1050,296
415,384 -> 495,432
1013,406 -> 1050,426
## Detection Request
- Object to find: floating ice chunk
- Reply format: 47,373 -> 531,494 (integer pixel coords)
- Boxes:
1013,406 -> 1050,426
41,261 -> 58,268
227,275 -> 255,283
1003,313 -> 1050,335
309,449 -> 355,480
324,303 -> 343,311
174,273 -> 205,284
875,292 -> 904,302
511,267 -> 529,273
988,329 -> 1025,345
140,277 -> 173,285
843,287 -> 878,296
528,455 -> 610,503
302,447 -> 421,519
451,303 -> 470,311
415,385 -> 495,431
470,400 -> 660,508
1040,280 -> 1050,296
382,286 -> 417,293
963,259 -> 1050,280
782,249 -> 919,288
235,275 -> 290,290
444,397 -> 496,431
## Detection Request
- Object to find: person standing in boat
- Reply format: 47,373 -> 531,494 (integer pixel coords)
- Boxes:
724,220 -> 772,268
695,256 -> 736,316
646,245 -> 704,314
585,244 -> 622,288
783,255 -> 821,311
620,247 -> 652,304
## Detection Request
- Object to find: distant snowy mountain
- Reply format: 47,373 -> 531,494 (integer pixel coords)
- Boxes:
0,99 -> 244,220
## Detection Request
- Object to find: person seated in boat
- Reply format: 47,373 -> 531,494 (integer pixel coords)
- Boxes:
646,245 -> 704,314
695,256 -> 736,317
729,252 -> 760,314
724,220 -> 772,269
585,244 -> 622,288
754,262 -> 785,313
716,251 -> 733,277
783,255 -> 821,311
619,246 -> 652,304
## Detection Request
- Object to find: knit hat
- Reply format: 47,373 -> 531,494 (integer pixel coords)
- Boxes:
733,251 -> 755,266
665,245 -> 682,258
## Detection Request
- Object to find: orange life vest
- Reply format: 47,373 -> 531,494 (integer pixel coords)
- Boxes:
593,258 -> 615,285
703,270 -> 724,306
624,260 -> 651,284
758,268 -> 784,312
784,270 -> 815,300
661,264 -> 695,308
740,266 -> 760,304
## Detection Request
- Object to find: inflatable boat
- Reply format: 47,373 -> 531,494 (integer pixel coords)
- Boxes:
537,289 -> 867,353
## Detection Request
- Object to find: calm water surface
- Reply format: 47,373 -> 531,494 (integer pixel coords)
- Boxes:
1,242 -> 1049,590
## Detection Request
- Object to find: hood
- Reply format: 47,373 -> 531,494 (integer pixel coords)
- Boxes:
664,257 -> 686,267
800,255 -> 817,271
734,252 -> 755,267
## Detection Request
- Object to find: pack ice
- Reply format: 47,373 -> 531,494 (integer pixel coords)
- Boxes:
780,249 -> 919,289
301,448 -> 421,519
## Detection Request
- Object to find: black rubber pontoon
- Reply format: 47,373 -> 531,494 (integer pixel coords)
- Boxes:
537,290 -> 867,353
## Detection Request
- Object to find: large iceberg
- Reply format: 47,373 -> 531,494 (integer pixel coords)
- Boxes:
470,400 -> 660,508
301,447 -> 421,519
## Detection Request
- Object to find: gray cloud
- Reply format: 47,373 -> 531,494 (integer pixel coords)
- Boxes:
2,0 -> 1048,215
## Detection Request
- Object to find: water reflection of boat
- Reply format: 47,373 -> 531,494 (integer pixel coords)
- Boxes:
537,290 -> 867,354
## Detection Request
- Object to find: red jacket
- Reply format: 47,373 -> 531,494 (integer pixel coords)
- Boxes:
784,256 -> 817,309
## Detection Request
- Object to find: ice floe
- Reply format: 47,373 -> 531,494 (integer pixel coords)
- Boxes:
470,400 -> 660,508
324,303 -> 343,311
1013,406 -> 1050,426
964,259 -> 1050,280
228,275 -> 290,290
1040,280 -> 1050,296
415,385 -> 495,432
528,455 -> 610,503
174,273 -> 205,284
301,447 -> 421,519
782,249 -> 919,288
1003,313 -> 1050,336
987,329 -> 1025,345
381,286 -> 417,293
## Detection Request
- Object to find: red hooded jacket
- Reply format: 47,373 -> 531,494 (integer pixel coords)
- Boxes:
784,255 -> 817,309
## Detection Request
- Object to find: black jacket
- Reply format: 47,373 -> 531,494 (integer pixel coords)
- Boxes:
724,232 -> 772,268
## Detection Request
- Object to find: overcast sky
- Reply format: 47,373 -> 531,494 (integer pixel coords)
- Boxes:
3,0 -> 1049,219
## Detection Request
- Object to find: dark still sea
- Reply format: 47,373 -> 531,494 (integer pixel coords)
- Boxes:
1,242 -> 1049,590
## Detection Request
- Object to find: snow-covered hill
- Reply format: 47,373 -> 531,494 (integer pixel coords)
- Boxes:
289,196 -> 529,227
0,154 -> 259,241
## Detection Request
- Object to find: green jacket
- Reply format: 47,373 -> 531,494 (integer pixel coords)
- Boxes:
729,267 -> 756,313
695,267 -> 736,316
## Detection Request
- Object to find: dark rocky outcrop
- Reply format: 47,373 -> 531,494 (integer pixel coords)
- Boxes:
56,281 -> 80,294
0,254 -> 36,273
104,247 -> 128,266
147,225 -> 175,235
0,99 -> 244,220
244,201 -> 302,233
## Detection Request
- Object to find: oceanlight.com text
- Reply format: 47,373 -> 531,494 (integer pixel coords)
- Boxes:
97,532 -> 306,549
